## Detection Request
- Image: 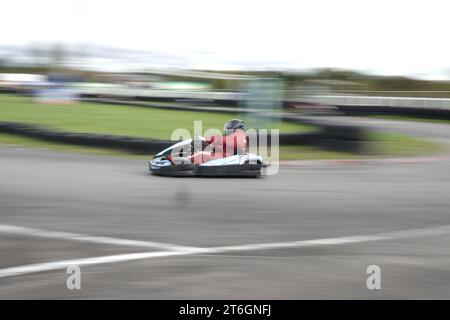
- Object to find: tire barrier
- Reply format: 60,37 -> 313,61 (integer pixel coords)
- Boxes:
0,122 -> 172,154
0,121 -> 366,154
337,105 -> 450,120
85,96 -> 450,121
4,88 -> 450,119
251,129 -> 364,154
278,113 -> 366,153
314,125 -> 366,153
82,97 -> 240,115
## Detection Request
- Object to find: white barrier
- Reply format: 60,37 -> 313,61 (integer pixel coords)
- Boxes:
77,85 -> 450,110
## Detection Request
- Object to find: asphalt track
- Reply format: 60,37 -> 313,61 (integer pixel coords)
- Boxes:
0,118 -> 450,299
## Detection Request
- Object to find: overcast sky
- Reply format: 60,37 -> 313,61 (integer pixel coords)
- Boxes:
2,0 -> 450,79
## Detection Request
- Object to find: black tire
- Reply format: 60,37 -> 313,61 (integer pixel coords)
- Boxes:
195,164 -> 262,177
150,164 -> 196,177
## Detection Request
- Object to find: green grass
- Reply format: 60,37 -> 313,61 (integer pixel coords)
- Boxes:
368,114 -> 450,125
364,132 -> 446,156
0,93 -> 314,139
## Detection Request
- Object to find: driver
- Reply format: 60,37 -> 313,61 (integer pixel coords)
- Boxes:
177,119 -> 247,164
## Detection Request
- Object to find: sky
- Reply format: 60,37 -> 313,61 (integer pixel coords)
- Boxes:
2,0 -> 450,79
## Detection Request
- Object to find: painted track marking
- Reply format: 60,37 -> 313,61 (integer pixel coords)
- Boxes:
1,224 -> 450,279
0,223 -> 198,251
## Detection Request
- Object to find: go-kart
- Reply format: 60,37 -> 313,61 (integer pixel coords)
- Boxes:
148,138 -> 265,177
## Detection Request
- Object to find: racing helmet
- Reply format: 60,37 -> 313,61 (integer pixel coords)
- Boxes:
224,119 -> 245,134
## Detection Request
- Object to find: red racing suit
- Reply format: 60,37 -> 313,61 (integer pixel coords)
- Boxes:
187,129 -> 247,164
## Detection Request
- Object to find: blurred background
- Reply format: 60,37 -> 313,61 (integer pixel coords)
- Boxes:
2,0 -> 450,159
1,0 -> 450,299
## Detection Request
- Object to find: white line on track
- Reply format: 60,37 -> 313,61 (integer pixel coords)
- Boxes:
0,223 -> 198,252
0,250 -> 202,279
1,224 -> 450,279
